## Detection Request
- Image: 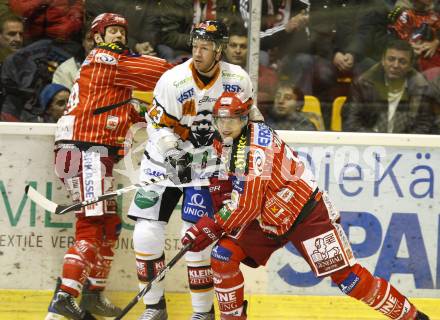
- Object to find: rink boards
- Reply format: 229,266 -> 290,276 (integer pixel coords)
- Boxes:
0,123 -> 439,319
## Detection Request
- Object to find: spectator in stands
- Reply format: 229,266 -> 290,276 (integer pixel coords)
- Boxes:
0,1 -> 13,21
235,0 -> 310,68
0,39 -> 74,121
388,0 -> 440,80
52,29 -> 94,89
266,82 -> 317,131
342,40 -> 433,133
158,0 -> 238,62
9,0 -> 83,42
281,1 -> 392,128
20,83 -> 69,122
85,0 -> 163,57
224,22 -> 278,114
0,15 -> 23,62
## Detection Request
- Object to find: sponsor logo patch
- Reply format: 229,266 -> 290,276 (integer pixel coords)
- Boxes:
338,272 -> 360,294
95,52 -> 117,65
234,134 -> 247,171
211,245 -> 232,262
182,188 -> 213,223
302,230 -> 349,276
223,84 -> 241,93
253,148 -> 265,176
218,205 -> 232,221
232,177 -> 244,193
134,190 -> 159,209
277,188 -> 294,203
177,88 -> 195,103
106,115 -> 119,130
253,122 -> 272,147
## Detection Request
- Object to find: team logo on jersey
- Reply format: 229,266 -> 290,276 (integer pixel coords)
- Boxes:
106,115 -> 119,130
254,123 -> 272,147
253,148 -> 265,176
190,110 -> 215,147
134,190 -> 159,209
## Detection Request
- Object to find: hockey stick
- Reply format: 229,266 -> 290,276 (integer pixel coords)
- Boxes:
24,175 -> 167,215
93,97 -> 150,115
93,98 -> 132,115
114,242 -> 193,320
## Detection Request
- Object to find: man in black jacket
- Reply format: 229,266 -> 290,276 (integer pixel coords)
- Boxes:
342,40 -> 433,133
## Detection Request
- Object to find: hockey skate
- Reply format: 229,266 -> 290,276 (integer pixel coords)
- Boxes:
80,281 -> 121,317
190,305 -> 215,320
45,277 -> 97,320
138,296 -> 168,320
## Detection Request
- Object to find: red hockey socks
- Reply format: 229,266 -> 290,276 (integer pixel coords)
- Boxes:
61,240 -> 98,296
331,264 -> 418,319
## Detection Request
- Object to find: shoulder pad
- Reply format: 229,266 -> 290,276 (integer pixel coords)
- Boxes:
96,42 -> 126,54
388,6 -> 404,24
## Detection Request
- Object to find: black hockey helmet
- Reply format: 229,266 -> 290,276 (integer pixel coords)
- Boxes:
189,20 -> 229,49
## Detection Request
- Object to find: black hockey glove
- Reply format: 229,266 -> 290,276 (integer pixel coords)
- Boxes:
164,149 -> 193,184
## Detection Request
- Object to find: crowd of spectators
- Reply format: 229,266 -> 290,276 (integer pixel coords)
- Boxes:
0,0 -> 439,134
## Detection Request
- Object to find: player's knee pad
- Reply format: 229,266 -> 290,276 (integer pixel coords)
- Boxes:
211,238 -> 246,276
133,219 -> 166,255
65,239 -> 99,266
62,240 -> 99,295
133,219 -> 166,283
87,239 -> 116,288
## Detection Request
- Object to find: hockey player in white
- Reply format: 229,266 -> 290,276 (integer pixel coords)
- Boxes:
127,20 -> 263,320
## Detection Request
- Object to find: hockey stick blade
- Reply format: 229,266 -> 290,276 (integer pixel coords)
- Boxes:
24,175 -> 167,215
114,242 -> 192,320
25,184 -> 58,213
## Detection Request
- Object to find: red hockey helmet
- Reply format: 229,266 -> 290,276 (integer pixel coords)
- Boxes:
91,13 -> 128,36
213,91 -> 252,118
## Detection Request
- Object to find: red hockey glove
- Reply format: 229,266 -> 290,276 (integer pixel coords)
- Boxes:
209,176 -> 233,212
181,216 -> 223,252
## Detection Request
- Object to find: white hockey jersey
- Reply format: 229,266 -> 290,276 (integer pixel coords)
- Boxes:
148,58 -> 254,149
141,58 -> 254,185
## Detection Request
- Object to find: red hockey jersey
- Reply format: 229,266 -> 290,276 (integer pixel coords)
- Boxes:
213,122 -> 318,237
55,42 -> 172,151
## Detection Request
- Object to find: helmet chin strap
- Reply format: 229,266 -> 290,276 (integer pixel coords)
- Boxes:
200,46 -> 222,75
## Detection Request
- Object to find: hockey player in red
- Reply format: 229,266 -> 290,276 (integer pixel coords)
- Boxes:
46,13 -> 171,320
181,91 -> 430,320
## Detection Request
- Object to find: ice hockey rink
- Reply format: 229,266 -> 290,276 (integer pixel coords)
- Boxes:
1,124 -> 439,319
1,291 -> 439,319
